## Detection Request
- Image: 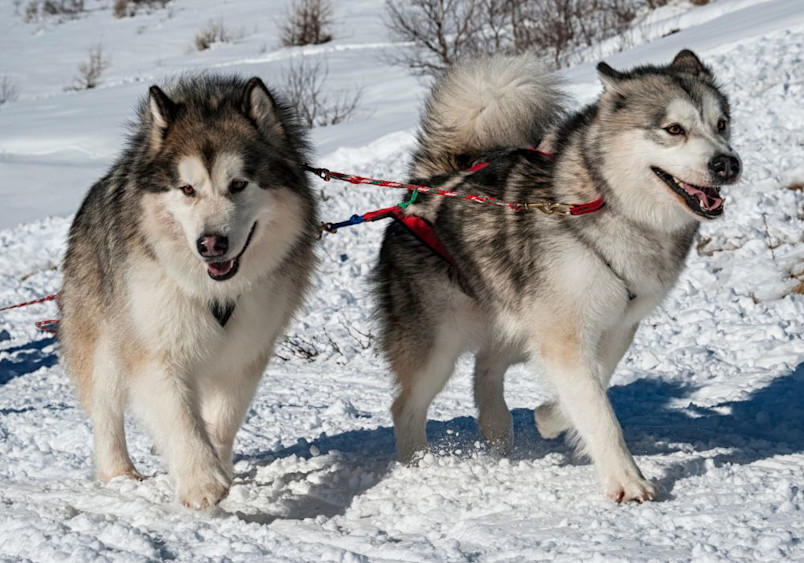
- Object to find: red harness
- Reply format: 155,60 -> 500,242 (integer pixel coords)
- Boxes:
364,206 -> 455,264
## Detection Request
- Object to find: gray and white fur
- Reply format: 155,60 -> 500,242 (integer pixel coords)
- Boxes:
60,75 -> 317,509
373,52 -> 741,502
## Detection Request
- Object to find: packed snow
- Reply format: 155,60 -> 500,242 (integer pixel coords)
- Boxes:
1,0 -> 803,560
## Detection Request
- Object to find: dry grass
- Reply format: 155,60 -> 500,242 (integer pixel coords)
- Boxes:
66,45 -> 110,91
0,75 -> 19,106
24,0 -> 84,22
113,0 -> 169,18
280,0 -> 333,47
194,19 -> 243,51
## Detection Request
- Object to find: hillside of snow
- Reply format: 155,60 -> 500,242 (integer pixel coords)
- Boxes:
1,0 -> 804,560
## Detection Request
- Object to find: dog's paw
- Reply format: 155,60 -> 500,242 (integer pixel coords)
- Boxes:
179,479 -> 230,510
534,402 -> 570,439
123,468 -> 146,481
604,475 -> 658,504
97,465 -> 145,482
177,467 -> 231,510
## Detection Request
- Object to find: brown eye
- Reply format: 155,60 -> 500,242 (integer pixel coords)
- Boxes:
180,185 -> 196,197
229,179 -> 248,194
664,124 -> 685,136
717,119 -> 728,132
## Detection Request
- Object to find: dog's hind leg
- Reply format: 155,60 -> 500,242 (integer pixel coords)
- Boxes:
90,337 -> 141,482
533,401 -> 570,440
473,347 -> 515,455
535,323 -> 638,440
391,325 -> 464,464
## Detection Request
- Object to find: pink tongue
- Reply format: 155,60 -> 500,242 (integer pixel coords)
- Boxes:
682,181 -> 723,211
207,260 -> 234,277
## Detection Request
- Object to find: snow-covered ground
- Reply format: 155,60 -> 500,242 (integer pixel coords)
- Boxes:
1,0 -> 804,560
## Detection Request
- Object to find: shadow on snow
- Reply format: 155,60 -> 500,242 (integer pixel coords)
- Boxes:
0,336 -> 58,385
236,362 -> 804,522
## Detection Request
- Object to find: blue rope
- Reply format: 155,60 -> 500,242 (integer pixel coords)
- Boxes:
328,214 -> 365,231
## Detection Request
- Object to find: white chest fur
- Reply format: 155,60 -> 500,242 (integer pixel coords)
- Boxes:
125,259 -> 291,376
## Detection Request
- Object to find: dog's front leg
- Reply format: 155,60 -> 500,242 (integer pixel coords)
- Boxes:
535,323 -> 638,440
130,363 -> 230,509
532,325 -> 656,503
201,356 -> 269,480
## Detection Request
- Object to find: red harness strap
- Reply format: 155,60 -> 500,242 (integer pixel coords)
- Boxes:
315,146 -> 603,263
567,196 -> 605,216
362,206 -> 455,265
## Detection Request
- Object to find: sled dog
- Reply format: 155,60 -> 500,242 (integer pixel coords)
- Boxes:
373,51 -> 741,502
60,75 -> 317,509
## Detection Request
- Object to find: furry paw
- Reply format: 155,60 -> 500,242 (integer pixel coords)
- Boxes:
479,413 -> 513,457
122,468 -> 146,481
534,402 -> 570,439
177,468 -> 231,510
97,465 -> 145,482
604,475 -> 658,504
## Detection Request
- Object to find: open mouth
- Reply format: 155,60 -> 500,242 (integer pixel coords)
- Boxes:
652,167 -> 725,219
205,222 -> 257,282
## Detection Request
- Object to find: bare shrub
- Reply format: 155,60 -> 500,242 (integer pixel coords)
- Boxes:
280,0 -> 333,47
531,0 -> 638,68
0,75 -> 20,107
113,0 -> 169,18
24,0 -> 84,22
384,0 -> 484,75
67,45 -> 110,91
276,335 -> 320,362
385,0 -> 647,75
194,18 -> 242,51
281,57 -> 363,128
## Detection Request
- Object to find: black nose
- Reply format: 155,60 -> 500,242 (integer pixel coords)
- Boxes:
709,155 -> 741,181
196,234 -> 228,258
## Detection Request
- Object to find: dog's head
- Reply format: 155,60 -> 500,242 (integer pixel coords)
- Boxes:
135,76 -> 312,290
595,50 -> 741,231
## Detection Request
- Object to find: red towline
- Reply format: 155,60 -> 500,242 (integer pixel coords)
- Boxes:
0,293 -> 60,334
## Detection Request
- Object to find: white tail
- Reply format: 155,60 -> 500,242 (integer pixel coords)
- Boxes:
410,54 -> 566,178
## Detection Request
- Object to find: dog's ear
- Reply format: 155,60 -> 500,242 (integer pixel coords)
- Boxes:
242,77 -> 285,140
148,85 -> 177,131
597,62 -> 626,93
670,49 -> 713,81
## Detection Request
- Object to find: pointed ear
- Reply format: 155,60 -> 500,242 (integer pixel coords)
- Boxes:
148,85 -> 177,131
671,49 -> 712,80
242,77 -> 285,139
597,62 -> 626,93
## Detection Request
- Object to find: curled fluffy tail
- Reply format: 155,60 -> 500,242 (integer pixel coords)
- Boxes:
410,54 -> 566,178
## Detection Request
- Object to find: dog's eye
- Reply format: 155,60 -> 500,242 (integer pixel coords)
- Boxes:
717,119 -> 728,132
664,124 -> 685,136
180,185 -> 196,197
229,180 -> 248,194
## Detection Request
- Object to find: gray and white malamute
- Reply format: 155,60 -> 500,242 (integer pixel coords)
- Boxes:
374,51 -> 741,502
60,75 -> 317,509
